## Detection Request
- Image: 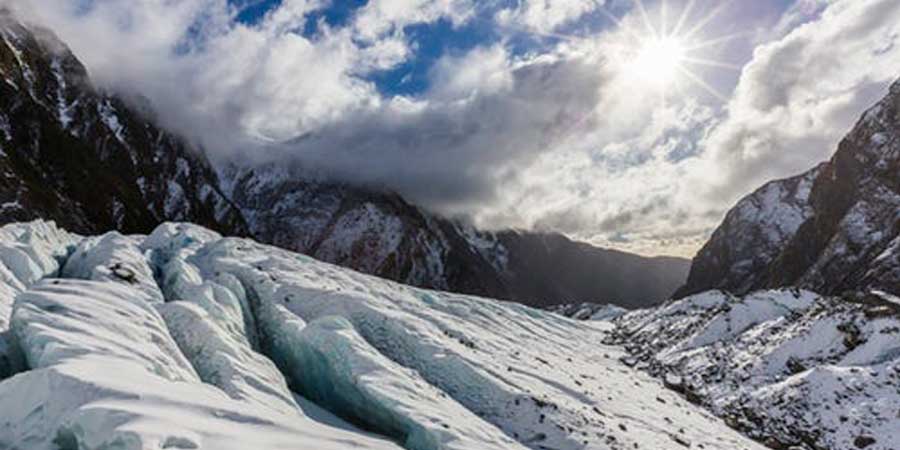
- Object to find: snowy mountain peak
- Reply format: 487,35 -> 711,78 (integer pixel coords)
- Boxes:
678,76 -> 900,298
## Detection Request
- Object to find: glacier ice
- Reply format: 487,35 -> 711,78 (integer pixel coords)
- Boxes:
158,300 -> 300,416
62,232 -> 164,303
0,221 -> 78,378
254,303 -> 524,450
2,277 -> 400,450
12,279 -> 198,381
0,221 -> 770,450
192,232 -> 766,450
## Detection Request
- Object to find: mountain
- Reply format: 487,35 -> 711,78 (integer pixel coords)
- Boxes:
606,288 -> 900,450
0,11 -> 688,310
0,10 -> 247,236
0,220 -> 764,450
677,79 -> 900,298
224,164 -> 689,309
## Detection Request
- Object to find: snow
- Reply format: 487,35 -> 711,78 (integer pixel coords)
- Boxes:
165,180 -> 187,218
457,223 -> 509,273
97,100 -> 126,144
158,301 -> 300,416
1,270 -> 399,450
260,311 -> 525,450
193,231 -> 765,450
0,220 -> 77,331
50,58 -> 73,129
614,289 -> 900,450
314,202 -> 405,274
0,112 -> 11,141
11,279 -> 198,382
0,221 -> 769,450
62,232 -> 164,304
1,32 -> 36,95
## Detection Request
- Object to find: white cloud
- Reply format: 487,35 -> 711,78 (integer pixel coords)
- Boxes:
495,0 -> 605,34
14,0 -> 478,154
8,0 -> 900,258
353,0 -> 474,41
697,0 -> 900,206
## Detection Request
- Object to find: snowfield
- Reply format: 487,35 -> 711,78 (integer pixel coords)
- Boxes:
609,289 -> 900,450
0,220 -> 765,450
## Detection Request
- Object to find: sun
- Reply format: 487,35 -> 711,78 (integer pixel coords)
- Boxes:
513,0 -> 741,99
591,0 -> 741,99
631,36 -> 687,87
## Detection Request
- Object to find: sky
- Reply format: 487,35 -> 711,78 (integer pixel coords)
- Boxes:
11,0 -> 900,257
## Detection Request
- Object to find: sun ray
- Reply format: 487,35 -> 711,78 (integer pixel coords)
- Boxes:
685,31 -> 750,52
682,56 -> 741,70
671,0 -> 696,36
677,66 -> 727,101
681,0 -> 731,41
633,0 -> 659,38
661,0 -> 669,36
597,5 -> 645,42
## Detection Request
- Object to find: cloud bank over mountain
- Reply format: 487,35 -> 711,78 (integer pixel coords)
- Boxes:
11,0 -> 900,256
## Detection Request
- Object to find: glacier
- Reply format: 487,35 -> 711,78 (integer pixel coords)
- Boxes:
0,220 -> 767,450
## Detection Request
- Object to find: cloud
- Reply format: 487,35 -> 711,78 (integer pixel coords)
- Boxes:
271,44 -> 608,214
495,0 -> 605,34
7,0 -> 900,258
12,0 -> 476,152
697,0 -> 900,206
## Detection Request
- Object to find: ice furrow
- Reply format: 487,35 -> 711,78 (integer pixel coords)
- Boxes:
0,221 -> 79,379
62,232 -> 164,303
0,222 -> 770,450
192,234 -> 762,450
255,299 -> 525,450
1,277 -> 401,450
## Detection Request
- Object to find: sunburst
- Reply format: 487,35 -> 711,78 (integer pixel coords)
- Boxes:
609,0 -> 743,100
530,0 -> 743,101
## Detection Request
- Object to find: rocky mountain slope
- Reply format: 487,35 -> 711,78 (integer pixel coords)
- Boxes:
0,10 -> 687,309
605,289 -> 900,450
0,10 -> 247,236
224,164 -> 688,308
0,220 -> 763,450
677,79 -> 900,298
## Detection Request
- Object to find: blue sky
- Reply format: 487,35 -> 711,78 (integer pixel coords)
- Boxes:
228,0 -> 799,98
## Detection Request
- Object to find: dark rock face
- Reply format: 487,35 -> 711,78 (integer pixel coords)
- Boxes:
677,79 -> 900,298
223,164 -> 690,308
0,11 -> 689,308
496,231 -> 690,308
0,10 -> 247,236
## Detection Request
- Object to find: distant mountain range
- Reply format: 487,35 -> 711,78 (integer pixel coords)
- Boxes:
677,78 -> 900,299
0,10 -> 688,309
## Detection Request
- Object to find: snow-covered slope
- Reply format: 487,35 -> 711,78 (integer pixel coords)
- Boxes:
609,289 -> 900,450
0,220 -> 762,450
678,78 -> 900,299
676,167 -> 822,298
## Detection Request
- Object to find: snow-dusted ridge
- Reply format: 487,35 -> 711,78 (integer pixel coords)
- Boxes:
607,289 -> 900,450
0,220 -> 762,450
